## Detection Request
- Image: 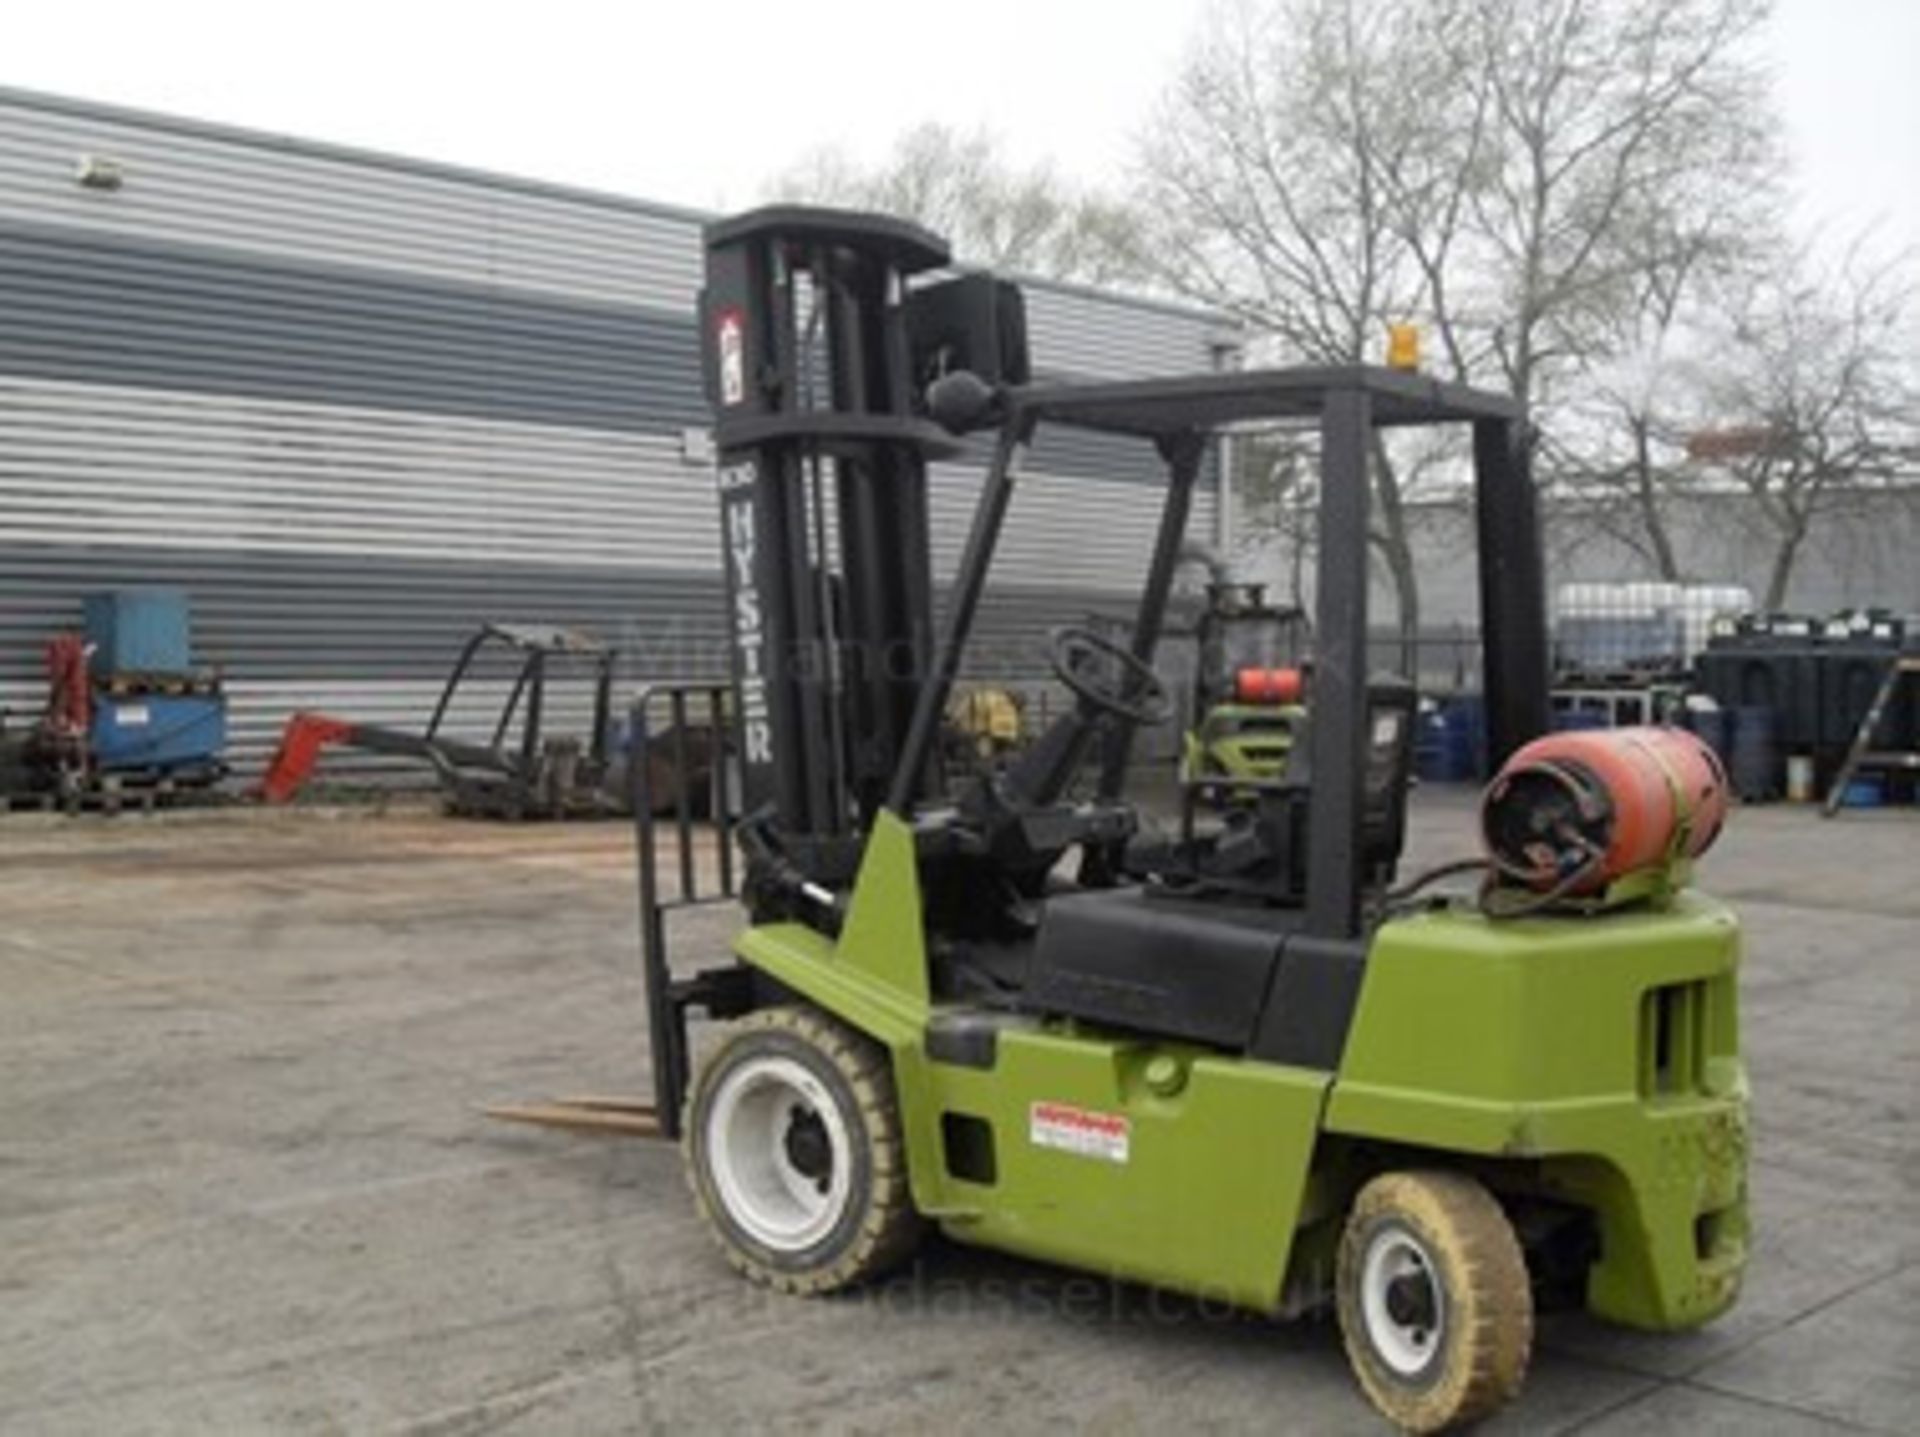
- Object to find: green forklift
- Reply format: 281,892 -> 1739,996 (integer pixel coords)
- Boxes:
525,208 -> 1749,1431
1182,577 -> 1310,787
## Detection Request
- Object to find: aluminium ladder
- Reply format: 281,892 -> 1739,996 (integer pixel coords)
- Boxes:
1821,655 -> 1920,816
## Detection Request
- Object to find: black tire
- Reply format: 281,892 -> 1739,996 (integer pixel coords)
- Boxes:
682,1006 -> 922,1294
1336,1169 -> 1533,1432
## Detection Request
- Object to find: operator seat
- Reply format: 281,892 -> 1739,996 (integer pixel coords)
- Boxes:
1025,885 -> 1306,1049
1126,676 -> 1416,900
1022,679 -> 1416,1051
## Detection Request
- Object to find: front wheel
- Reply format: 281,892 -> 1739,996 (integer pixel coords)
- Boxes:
1336,1170 -> 1533,1432
683,1006 -> 922,1294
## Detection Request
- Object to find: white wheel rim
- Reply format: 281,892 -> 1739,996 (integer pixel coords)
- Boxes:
1360,1224 -> 1445,1378
704,1054 -> 853,1253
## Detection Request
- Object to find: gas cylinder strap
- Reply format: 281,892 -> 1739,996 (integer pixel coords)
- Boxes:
1627,729 -> 1695,872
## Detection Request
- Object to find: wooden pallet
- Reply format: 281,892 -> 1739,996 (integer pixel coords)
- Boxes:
97,670 -> 222,697
0,787 -> 172,817
0,773 -> 228,817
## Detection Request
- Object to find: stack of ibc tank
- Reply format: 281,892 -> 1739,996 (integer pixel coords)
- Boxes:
83,589 -> 227,782
1554,582 -> 1683,675
1553,582 -> 1752,677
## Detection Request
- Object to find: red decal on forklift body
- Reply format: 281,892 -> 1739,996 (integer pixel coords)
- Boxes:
1030,1101 -> 1131,1163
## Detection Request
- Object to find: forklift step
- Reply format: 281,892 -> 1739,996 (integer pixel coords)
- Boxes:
480,1095 -> 666,1138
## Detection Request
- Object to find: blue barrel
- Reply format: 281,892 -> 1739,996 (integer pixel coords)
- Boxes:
1842,776 -> 1885,808
1729,705 -> 1777,801
1552,707 -> 1610,732
1414,709 -> 1460,782
1681,707 -> 1735,767
1441,694 -> 1488,780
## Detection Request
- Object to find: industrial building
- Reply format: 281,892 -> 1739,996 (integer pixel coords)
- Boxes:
0,87 -> 1236,779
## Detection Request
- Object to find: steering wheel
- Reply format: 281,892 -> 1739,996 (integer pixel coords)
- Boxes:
1049,626 -> 1173,726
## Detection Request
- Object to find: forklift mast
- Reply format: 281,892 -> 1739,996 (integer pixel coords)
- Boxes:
700,207 -> 1027,874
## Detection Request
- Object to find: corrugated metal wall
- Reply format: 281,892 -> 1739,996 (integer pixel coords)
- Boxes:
0,88 -> 1236,780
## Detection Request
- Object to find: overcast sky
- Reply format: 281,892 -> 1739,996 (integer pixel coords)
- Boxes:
6,0 -> 1917,254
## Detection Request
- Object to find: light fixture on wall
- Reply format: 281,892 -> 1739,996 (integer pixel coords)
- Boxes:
680,427 -> 715,466
74,154 -> 125,191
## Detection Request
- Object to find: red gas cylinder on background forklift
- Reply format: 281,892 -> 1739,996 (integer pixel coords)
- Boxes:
499,207 -> 1747,1432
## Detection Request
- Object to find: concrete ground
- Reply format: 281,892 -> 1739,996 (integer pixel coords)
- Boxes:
2,791 -> 1915,1434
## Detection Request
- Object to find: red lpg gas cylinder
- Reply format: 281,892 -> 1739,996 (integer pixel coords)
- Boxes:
1481,726 -> 1730,894
1234,667 -> 1305,705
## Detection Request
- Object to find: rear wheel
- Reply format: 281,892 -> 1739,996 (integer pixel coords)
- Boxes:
1336,1170 -> 1533,1432
683,1006 -> 921,1293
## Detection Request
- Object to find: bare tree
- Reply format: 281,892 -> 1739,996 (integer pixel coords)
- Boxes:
769,123 -> 1139,284
1132,0 -> 1777,640
1549,213 -> 1760,580
1683,242 -> 1918,609
1455,0 -> 1775,413
1231,429 -> 1321,611
1132,0 -> 1466,650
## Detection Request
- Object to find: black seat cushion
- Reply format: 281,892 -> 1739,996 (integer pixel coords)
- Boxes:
1025,887 -> 1304,1049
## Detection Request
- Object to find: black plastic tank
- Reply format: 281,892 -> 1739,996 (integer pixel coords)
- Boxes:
1729,705 -> 1777,802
